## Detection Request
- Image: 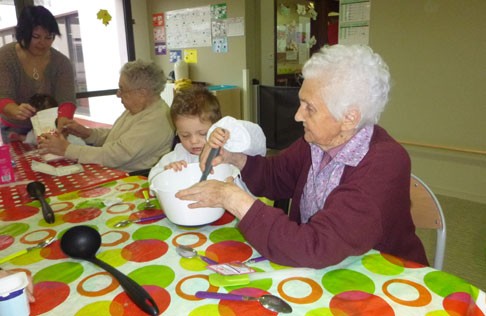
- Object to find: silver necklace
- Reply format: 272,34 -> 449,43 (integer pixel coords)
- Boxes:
32,67 -> 40,80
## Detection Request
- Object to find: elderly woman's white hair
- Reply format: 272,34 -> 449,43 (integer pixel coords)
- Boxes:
120,59 -> 166,95
302,44 -> 390,128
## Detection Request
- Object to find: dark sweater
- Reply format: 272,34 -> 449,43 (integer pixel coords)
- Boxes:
239,125 -> 428,268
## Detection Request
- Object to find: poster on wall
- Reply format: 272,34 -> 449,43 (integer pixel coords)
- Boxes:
166,6 -> 211,49
152,13 -> 166,55
210,3 -> 228,53
169,50 -> 183,63
339,0 -> 370,45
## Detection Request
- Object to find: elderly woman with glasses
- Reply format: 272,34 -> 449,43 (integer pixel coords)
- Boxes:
0,5 -> 76,143
176,44 -> 428,269
38,59 -> 174,173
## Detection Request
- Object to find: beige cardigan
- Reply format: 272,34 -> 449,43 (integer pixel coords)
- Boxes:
65,98 -> 174,172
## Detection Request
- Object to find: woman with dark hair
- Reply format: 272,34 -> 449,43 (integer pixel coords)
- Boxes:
0,5 -> 76,143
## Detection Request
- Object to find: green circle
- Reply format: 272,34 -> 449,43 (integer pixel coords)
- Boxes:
33,262 -> 84,283
75,301 -> 111,316
188,303 -> 220,316
0,222 -> 29,237
128,265 -> 175,288
132,225 -> 172,241
75,199 -> 105,209
209,227 -> 245,243
424,270 -> 479,299
362,253 -> 404,275
322,269 -> 375,294
306,308 -> 334,316
57,191 -> 79,201
224,267 -> 272,292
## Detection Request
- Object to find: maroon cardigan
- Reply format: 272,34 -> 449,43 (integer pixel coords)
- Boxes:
239,125 -> 428,268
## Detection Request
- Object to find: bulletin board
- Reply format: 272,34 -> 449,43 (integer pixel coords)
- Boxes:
165,6 -> 212,49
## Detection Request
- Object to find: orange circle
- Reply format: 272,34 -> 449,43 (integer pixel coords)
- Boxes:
77,272 -> 119,297
277,277 -> 323,304
175,274 -> 218,301
115,183 -> 140,191
106,203 -> 136,214
20,229 -> 57,245
172,232 -> 207,248
50,202 -> 74,212
100,230 -> 130,247
382,279 -> 432,307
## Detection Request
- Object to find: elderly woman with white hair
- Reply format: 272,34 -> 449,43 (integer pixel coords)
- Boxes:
38,59 -> 174,173
176,45 -> 428,269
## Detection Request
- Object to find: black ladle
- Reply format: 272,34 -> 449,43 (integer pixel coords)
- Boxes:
60,226 -> 159,316
27,181 -> 54,223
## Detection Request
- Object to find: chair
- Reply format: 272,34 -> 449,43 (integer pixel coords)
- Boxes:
410,174 -> 447,270
254,84 -> 303,149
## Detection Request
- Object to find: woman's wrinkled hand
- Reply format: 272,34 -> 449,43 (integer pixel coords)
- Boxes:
61,119 -> 92,139
38,132 -> 69,156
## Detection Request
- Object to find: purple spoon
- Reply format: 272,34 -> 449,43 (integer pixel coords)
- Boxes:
195,291 -> 292,313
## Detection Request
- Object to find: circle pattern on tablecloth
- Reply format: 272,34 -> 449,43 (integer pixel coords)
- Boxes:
40,239 -> 67,260
63,207 -> 102,223
329,290 -> 394,316
75,301 -> 112,316
206,240 -> 253,263
424,270 -> 479,299
128,265 -> 175,288
101,230 -> 130,246
209,227 -> 246,243
443,292 -> 484,315
106,203 -> 136,214
382,279 -> 432,307
210,211 -> 236,226
220,288 -> 277,316
30,281 -> 70,316
362,253 -> 405,275
176,274 -> 218,300
50,201 -> 74,212
277,277 -> 323,304
322,269 -> 375,294
20,229 -> 57,244
0,205 -> 39,221
77,272 -> 119,297
132,225 -> 172,241
111,285 -> 170,316
173,232 -> 208,248
0,222 -> 29,237
0,235 -> 14,250
33,262 -> 84,283
121,239 -> 168,262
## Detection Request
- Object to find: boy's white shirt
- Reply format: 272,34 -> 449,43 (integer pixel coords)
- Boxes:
148,116 -> 266,188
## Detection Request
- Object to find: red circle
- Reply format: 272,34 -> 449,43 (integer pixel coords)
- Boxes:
443,292 -> 483,315
211,211 -> 236,226
0,235 -> 14,250
63,208 -> 102,223
330,291 -> 394,316
78,186 -> 111,198
121,240 -> 168,262
40,239 -> 68,260
206,241 -> 253,263
0,205 -> 39,221
30,281 -> 70,315
110,285 -> 170,315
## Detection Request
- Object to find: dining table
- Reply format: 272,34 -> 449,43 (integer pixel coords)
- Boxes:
0,175 -> 485,315
0,141 -> 128,211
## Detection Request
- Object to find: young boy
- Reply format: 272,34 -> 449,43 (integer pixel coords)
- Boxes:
148,85 -> 266,183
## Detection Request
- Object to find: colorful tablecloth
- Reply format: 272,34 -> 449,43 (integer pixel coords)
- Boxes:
0,176 -> 485,315
0,141 -> 127,211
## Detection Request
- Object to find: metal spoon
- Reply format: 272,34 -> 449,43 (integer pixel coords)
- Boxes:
199,147 -> 220,182
60,226 -> 159,316
175,245 -> 218,265
0,237 -> 55,264
113,214 -> 166,228
142,191 -> 155,209
195,291 -> 292,314
27,181 -> 54,223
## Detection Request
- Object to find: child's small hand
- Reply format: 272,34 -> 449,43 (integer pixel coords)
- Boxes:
208,128 -> 228,148
164,160 -> 188,172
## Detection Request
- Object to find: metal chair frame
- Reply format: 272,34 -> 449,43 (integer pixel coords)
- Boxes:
410,174 -> 447,270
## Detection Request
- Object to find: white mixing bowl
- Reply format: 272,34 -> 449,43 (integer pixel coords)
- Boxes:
150,163 -> 239,226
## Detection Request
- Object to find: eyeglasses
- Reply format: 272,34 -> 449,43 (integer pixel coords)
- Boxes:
117,87 -> 140,95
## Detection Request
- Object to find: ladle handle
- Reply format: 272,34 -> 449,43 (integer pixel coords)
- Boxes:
39,196 -> 55,224
199,147 -> 220,182
90,257 -> 159,316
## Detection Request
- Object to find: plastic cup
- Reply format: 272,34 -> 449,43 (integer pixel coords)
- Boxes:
0,272 -> 30,316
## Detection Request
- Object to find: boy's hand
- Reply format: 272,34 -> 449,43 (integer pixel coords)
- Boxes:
164,160 -> 188,172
